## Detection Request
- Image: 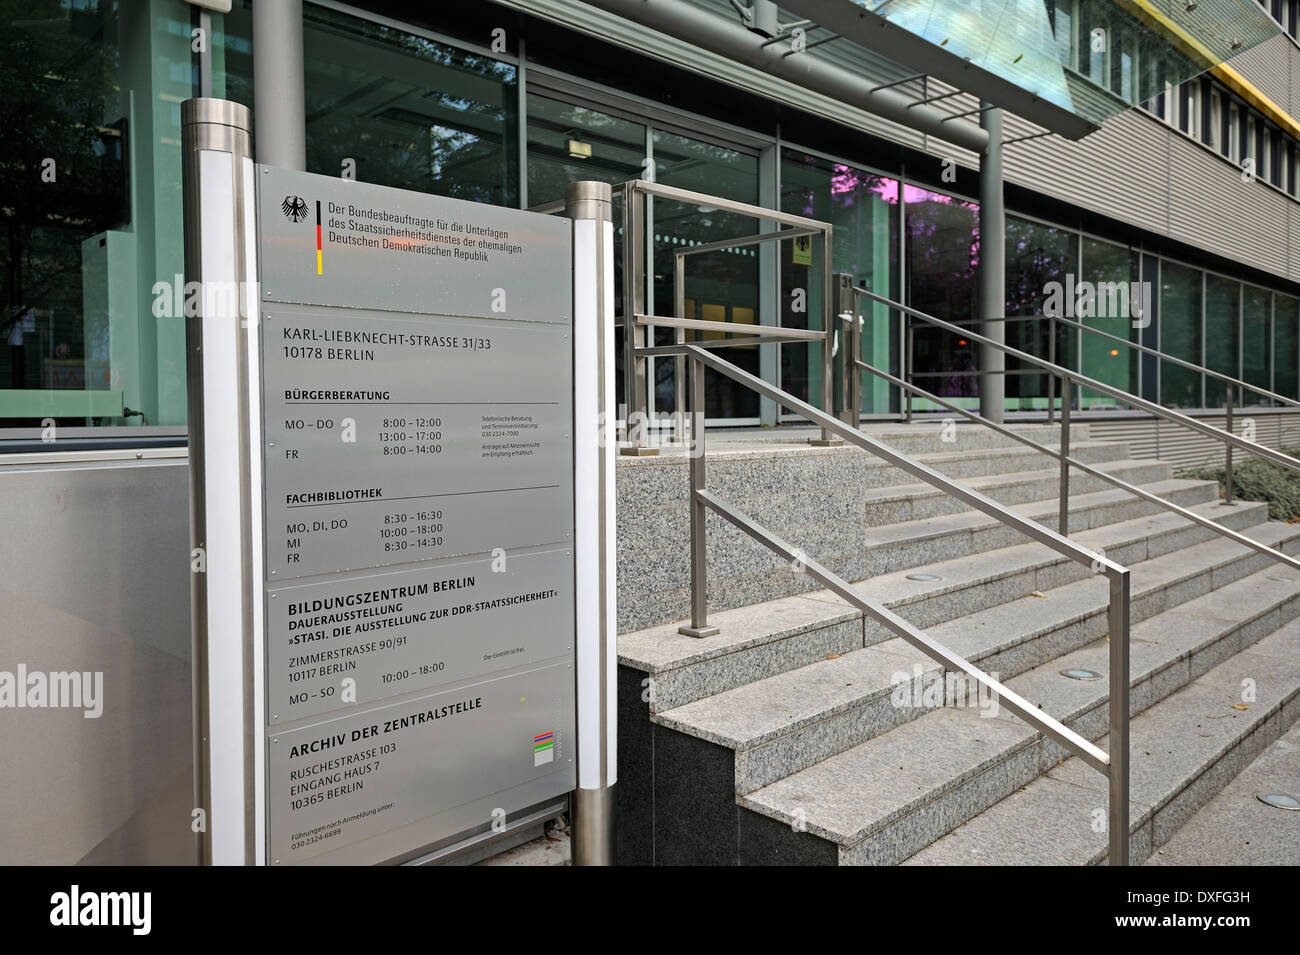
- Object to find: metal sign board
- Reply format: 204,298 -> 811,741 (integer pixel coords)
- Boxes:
258,166 -> 570,323
261,308 -> 573,580
252,166 -> 576,865
267,662 -> 573,866
266,550 -> 573,724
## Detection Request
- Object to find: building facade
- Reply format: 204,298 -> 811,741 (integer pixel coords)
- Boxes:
1,0 -> 1296,863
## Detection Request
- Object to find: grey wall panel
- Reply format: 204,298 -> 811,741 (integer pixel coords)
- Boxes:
1000,108 -> 1171,231
1227,34 -> 1294,117
1088,410 -> 1300,469
1167,135 -> 1291,278
0,457 -> 194,865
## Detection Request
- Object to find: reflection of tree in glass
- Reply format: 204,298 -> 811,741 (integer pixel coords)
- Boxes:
1,0 -> 124,383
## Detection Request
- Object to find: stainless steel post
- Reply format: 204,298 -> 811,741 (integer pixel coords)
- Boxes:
620,182 -> 655,455
905,321 -> 915,425
811,231 -> 843,445
835,273 -> 860,425
1225,388 -> 1235,505
675,252 -> 687,444
1059,373 -> 1071,537
1108,569 -> 1131,866
978,104 -> 1006,424
567,181 -> 618,865
679,356 -> 719,639
181,98 -> 256,866
1047,315 -> 1056,425
253,0 -> 306,170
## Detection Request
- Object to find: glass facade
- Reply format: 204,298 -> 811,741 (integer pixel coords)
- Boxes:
780,151 -> 899,413
5,0 -> 1300,441
1077,238 -> 1140,409
1160,262 -> 1204,408
1005,215 -> 1077,408
905,186 -> 980,405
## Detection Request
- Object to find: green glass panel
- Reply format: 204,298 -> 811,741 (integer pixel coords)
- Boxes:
1242,285 -> 1270,404
1078,238 -> 1140,410
1159,261 -> 1203,408
1204,274 -> 1239,408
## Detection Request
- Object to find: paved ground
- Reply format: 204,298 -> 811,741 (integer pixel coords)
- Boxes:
1146,723 -> 1300,865
478,820 -> 571,866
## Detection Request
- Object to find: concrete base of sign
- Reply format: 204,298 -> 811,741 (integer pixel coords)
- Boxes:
620,445 -> 661,456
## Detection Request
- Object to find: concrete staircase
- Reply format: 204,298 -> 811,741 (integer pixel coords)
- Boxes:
615,421 -> 1300,865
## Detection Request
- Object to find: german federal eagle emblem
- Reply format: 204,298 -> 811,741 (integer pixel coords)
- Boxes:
282,195 -> 309,223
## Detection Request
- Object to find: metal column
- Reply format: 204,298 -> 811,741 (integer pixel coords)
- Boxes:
978,104 -> 1006,424
181,98 -> 258,866
568,182 -> 618,865
253,0 -> 306,170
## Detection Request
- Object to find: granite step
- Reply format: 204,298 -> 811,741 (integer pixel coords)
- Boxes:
1144,721 -> 1300,866
863,458 -> 1172,525
862,477 -> 1218,577
621,495 -> 1266,715
714,422 -> 1093,457
650,516 -> 1299,801
903,619 -> 1300,866
850,439 -> 1131,490
739,569 -> 1300,865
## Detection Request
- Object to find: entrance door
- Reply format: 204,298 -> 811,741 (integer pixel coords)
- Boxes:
524,87 -> 762,427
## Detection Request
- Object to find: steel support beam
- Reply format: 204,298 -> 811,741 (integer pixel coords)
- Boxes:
253,0 -> 306,169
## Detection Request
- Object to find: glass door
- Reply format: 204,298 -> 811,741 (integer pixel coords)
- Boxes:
649,130 -> 761,423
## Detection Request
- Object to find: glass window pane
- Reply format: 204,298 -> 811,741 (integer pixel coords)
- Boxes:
1160,262 -> 1203,408
1005,215 -> 1078,410
652,130 -> 759,420
1275,295 -> 1299,400
1204,275 -> 1239,408
1242,286 -> 1271,404
526,96 -> 644,205
1078,238 -> 1141,409
299,6 -> 518,206
780,151 -> 899,414
905,186 -> 979,407
2,1 -> 186,429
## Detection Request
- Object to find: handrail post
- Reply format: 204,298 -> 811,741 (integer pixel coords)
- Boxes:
1224,387 -> 1235,505
674,251 -> 687,447
811,229 -> 843,445
679,355 -> 719,638
1059,373 -> 1071,537
905,320 -> 915,424
1047,314 -> 1056,425
621,181 -> 656,456
1108,569 -> 1131,866
835,273 -> 860,425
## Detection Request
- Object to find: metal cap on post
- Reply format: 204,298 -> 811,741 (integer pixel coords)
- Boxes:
181,97 -> 257,866
567,181 -> 618,865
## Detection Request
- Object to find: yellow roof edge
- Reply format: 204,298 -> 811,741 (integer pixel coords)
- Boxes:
1118,0 -> 1300,139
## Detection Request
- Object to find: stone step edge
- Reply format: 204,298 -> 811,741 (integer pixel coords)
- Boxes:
738,591 -> 1300,852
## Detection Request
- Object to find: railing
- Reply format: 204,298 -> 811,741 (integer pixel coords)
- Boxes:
853,286 -> 1300,573
895,305 -> 1300,503
617,187 -> 1133,864
642,339 -> 1133,865
617,178 -> 841,451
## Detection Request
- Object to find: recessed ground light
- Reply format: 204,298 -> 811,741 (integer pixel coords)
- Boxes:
906,573 -> 942,581
1256,792 -> 1300,811
1060,668 -> 1102,681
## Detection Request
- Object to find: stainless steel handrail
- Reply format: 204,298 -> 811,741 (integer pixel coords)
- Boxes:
659,341 -> 1131,865
925,311 -> 1300,411
859,286 -> 1300,474
855,355 -> 1300,575
621,179 -> 839,451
